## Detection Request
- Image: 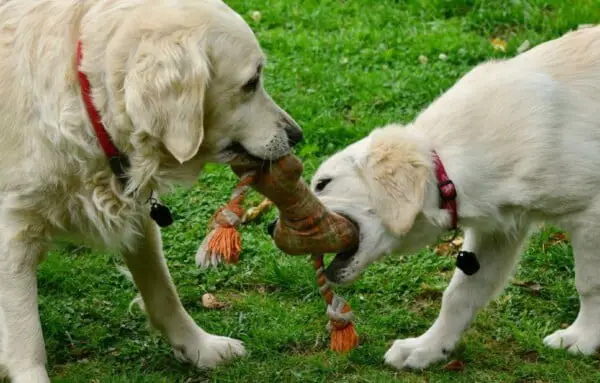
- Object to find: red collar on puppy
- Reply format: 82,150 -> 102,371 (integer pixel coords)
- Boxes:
76,40 -> 129,183
432,151 -> 458,229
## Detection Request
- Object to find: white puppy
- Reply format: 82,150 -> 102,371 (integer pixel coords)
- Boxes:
310,26 -> 600,370
0,1 -> 302,382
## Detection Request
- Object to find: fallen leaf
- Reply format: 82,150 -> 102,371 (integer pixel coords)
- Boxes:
434,241 -> 460,257
250,10 -> 262,22
490,37 -> 507,52
451,236 -> 464,247
443,359 -> 465,371
202,293 -> 229,309
560,323 -> 569,329
521,350 -> 540,363
548,232 -> 569,245
517,40 -> 531,54
242,198 -> 273,223
511,279 -> 542,295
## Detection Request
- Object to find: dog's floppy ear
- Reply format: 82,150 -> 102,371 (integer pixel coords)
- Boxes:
125,33 -> 209,164
358,128 -> 430,236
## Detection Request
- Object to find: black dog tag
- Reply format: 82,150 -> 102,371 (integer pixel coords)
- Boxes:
456,251 -> 480,275
150,201 -> 173,227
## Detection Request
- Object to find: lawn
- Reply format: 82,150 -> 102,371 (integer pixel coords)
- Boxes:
32,0 -> 600,382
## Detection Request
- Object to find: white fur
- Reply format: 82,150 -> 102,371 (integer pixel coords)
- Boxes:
0,0 -> 302,381
311,26 -> 600,369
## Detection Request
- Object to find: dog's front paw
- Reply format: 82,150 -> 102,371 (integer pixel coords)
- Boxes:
10,365 -> 50,383
173,331 -> 245,369
543,325 -> 600,355
384,336 -> 450,370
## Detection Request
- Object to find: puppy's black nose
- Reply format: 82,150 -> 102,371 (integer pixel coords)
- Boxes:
285,125 -> 303,147
267,218 -> 278,238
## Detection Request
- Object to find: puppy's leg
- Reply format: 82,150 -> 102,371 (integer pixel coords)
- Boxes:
0,223 -> 50,382
544,222 -> 600,354
385,227 -> 528,370
122,217 -> 245,369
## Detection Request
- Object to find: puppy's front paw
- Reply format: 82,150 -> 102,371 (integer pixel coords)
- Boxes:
384,336 -> 450,370
543,325 -> 600,355
173,331 -> 245,369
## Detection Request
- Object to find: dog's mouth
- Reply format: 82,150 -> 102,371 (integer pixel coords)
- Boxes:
324,214 -> 361,282
220,142 -> 264,163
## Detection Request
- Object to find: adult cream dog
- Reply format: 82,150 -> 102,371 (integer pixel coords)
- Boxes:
310,26 -> 600,369
0,0 -> 303,381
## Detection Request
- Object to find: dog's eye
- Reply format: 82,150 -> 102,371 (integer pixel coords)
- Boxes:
242,75 -> 260,93
315,178 -> 332,192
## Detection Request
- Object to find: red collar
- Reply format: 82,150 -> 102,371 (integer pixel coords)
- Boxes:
432,151 -> 458,229
76,40 -> 129,182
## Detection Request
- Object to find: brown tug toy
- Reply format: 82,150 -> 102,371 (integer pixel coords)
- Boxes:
196,154 -> 360,353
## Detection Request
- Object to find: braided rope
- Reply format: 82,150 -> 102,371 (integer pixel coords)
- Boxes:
313,254 -> 359,352
195,172 -> 255,267
195,169 -> 359,352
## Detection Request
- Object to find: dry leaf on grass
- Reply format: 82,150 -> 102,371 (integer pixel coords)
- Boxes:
250,10 -> 262,22
517,40 -> 531,54
202,293 -> 229,309
433,235 -> 463,256
242,198 -> 273,223
511,279 -> 542,295
521,350 -> 540,363
490,37 -> 507,52
443,359 -> 465,371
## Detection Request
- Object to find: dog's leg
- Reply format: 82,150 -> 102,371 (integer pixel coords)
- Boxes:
384,227 -> 528,370
0,224 -> 50,382
122,217 -> 245,369
543,223 -> 600,354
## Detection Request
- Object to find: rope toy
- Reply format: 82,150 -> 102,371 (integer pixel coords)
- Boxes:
195,174 -> 254,267
196,154 -> 360,352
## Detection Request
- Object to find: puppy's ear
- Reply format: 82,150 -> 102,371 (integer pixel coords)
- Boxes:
125,33 -> 209,164
358,129 -> 430,236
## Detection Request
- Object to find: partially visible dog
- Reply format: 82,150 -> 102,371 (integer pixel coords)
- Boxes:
310,26 -> 600,369
0,0 -> 302,381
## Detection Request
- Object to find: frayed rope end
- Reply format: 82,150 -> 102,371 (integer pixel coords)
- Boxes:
196,173 -> 254,267
314,255 -> 359,353
207,225 -> 241,264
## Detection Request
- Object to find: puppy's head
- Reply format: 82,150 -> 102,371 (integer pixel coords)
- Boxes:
114,0 -> 302,189
311,124 -> 442,284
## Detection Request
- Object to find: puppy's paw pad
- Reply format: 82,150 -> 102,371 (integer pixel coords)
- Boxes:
544,326 -> 599,355
175,333 -> 245,369
384,337 -> 448,370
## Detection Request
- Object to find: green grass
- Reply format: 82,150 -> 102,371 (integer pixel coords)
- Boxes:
33,0 -> 600,382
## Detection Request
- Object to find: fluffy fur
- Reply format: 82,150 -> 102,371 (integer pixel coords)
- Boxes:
0,0 -> 302,381
311,26 -> 600,369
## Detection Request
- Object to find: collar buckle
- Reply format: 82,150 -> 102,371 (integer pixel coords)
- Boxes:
438,179 -> 457,201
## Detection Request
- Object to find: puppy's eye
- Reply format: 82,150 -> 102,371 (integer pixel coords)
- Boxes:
242,75 -> 260,93
315,178 -> 332,192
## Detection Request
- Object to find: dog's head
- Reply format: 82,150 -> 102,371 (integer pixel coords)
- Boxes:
310,124 -> 446,284
103,0 -> 302,189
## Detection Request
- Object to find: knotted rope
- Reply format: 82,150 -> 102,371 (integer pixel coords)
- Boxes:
195,172 -> 254,267
313,254 -> 359,352
196,173 -> 359,352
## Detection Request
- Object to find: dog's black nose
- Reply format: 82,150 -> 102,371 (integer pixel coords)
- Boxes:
267,218 -> 278,238
285,125 -> 303,147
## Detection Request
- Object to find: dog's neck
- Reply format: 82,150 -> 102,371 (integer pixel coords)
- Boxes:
401,126 -> 461,232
